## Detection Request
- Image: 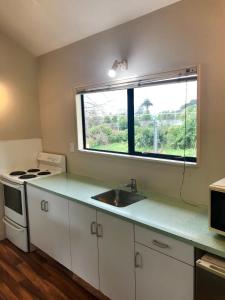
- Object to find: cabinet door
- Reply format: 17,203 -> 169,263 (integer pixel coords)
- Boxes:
97,212 -> 135,300
27,185 -> 50,254
27,185 -> 71,270
69,201 -> 99,289
135,243 -> 193,300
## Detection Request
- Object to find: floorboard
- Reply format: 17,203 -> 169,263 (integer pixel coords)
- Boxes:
0,240 -> 98,300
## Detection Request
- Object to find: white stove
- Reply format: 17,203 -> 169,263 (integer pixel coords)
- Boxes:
1,152 -> 66,184
0,152 -> 66,252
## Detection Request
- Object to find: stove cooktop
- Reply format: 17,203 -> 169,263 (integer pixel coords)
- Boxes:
3,168 -> 57,184
9,169 -> 51,177
1,153 -> 66,185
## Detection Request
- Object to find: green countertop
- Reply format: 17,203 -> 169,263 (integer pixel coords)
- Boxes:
28,173 -> 225,259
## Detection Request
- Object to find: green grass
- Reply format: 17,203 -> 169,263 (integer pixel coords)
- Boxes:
89,142 -> 196,157
93,142 -> 128,153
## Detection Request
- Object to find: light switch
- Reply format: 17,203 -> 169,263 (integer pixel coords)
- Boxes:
69,142 -> 75,152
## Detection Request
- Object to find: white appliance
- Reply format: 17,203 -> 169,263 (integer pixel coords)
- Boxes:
209,178 -> 225,236
0,152 -> 66,252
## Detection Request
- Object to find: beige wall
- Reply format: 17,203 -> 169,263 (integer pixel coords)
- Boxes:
0,30 -> 41,140
38,0 -> 225,206
0,31 -> 42,239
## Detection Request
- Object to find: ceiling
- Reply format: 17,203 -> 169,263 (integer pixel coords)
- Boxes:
0,0 -> 181,56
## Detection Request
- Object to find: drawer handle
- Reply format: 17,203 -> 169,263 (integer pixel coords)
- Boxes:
135,252 -> 142,268
90,221 -> 97,235
152,239 -> 170,249
197,259 -> 225,279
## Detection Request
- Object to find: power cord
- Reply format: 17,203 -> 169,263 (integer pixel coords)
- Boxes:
179,78 -> 198,208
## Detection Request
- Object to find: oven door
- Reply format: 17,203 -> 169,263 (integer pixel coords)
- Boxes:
0,178 -> 27,227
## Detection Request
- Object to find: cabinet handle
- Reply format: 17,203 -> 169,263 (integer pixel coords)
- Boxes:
41,200 -> 45,211
90,221 -> 97,235
135,252 -> 142,268
96,224 -> 103,237
44,201 -> 49,212
152,239 -> 169,249
197,259 -> 225,279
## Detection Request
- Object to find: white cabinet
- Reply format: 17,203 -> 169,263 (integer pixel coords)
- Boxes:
69,201 -> 99,289
97,212 -> 135,300
69,202 -> 135,299
135,225 -> 194,265
135,225 -> 194,300
27,185 -> 71,270
27,185 -> 195,300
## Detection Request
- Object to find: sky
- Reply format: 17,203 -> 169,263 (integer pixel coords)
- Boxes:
84,80 -> 197,116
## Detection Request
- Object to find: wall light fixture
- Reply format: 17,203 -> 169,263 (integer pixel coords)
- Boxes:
108,59 -> 128,78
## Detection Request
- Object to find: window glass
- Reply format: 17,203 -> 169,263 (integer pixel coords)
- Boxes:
134,80 -> 197,158
4,185 -> 22,214
82,90 -> 128,153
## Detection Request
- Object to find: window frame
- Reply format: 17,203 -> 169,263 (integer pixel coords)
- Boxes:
76,67 -> 200,165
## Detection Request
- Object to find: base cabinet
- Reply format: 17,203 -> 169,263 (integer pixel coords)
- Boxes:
69,201 -> 99,289
69,202 -> 135,300
27,185 -> 194,300
135,243 -> 194,300
97,212 -> 135,300
27,185 -> 71,270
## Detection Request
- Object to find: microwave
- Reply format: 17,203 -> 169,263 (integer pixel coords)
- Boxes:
209,178 -> 225,236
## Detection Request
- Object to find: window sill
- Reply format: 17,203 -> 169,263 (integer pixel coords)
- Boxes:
78,149 -> 198,167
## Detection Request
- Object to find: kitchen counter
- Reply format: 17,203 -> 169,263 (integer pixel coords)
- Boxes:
27,173 -> 225,259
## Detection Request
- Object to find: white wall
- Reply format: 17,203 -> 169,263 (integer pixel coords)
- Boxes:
0,138 -> 42,173
38,0 -> 225,206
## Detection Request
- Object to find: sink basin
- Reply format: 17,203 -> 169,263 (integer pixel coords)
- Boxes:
91,189 -> 146,207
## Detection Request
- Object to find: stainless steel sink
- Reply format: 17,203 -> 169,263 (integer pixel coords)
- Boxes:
91,189 -> 146,207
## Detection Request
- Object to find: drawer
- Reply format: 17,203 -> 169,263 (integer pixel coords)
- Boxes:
135,225 -> 194,265
4,217 -> 28,252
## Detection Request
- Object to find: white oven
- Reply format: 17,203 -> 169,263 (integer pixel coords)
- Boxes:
0,178 -> 29,252
0,152 -> 66,252
1,178 -> 27,227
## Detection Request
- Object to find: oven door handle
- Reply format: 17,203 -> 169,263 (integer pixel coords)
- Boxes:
197,259 -> 225,279
0,178 -> 23,190
2,217 -> 24,232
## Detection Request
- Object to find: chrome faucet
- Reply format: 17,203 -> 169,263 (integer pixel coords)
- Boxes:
126,178 -> 137,193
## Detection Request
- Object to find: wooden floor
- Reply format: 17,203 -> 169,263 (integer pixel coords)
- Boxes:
0,240 -> 98,300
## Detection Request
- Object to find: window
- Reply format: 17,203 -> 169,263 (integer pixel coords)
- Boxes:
78,68 -> 198,163
82,90 -> 128,153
